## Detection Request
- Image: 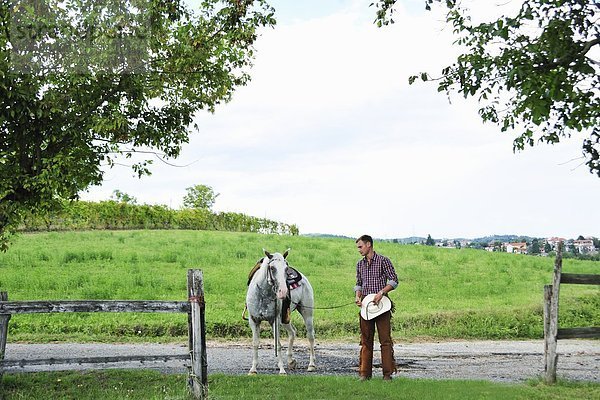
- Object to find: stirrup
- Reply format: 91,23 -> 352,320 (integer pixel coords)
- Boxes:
242,304 -> 249,321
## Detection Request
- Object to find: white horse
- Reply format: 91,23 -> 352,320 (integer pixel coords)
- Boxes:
246,249 -> 316,375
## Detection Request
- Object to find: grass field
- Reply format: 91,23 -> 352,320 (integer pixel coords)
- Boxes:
1,370 -> 598,399
0,230 -> 598,342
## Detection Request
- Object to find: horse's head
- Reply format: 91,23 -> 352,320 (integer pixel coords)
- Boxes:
264,249 -> 289,300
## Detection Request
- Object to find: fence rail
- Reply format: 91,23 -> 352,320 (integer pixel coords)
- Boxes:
0,269 -> 207,399
0,300 -> 191,314
560,273 -> 600,285
557,327 -> 600,340
0,354 -> 190,369
543,244 -> 600,384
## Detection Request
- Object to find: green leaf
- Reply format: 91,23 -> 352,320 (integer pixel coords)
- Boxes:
0,0 -> 277,250
387,0 -> 600,177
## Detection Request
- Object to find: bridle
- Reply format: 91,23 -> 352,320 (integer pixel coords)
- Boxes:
264,259 -> 278,293
263,257 -> 291,294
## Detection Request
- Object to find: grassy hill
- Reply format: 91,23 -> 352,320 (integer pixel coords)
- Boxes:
0,230 -> 597,342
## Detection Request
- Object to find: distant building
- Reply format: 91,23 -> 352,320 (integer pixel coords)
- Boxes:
485,242 -> 504,252
573,239 -> 596,254
545,237 -> 566,251
506,242 -> 527,254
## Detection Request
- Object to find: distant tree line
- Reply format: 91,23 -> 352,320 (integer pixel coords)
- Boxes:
17,200 -> 298,236
388,234 -> 599,261
466,236 -> 600,261
16,185 -> 299,236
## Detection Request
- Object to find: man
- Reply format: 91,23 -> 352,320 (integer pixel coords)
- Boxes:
354,234 -> 399,381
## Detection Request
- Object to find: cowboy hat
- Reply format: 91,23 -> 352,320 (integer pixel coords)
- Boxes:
360,293 -> 392,320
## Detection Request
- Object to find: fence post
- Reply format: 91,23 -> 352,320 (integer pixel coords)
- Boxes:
543,284 -> 552,379
187,270 -> 207,400
0,291 -> 10,381
545,243 -> 563,384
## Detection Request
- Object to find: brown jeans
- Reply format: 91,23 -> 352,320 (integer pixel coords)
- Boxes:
359,311 -> 396,378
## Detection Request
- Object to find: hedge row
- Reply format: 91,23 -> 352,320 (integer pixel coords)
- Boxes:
18,201 -> 299,235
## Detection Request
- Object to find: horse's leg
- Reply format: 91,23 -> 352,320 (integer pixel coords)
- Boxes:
282,321 -> 297,369
273,320 -> 287,375
300,308 -> 317,371
248,319 -> 260,375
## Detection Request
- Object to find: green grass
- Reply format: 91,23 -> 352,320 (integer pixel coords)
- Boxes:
0,230 -> 598,342
1,371 -> 598,399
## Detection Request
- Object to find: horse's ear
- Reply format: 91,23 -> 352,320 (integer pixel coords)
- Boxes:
264,249 -> 273,259
283,248 -> 291,259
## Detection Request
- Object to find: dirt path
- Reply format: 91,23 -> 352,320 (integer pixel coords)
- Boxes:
2,340 -> 599,383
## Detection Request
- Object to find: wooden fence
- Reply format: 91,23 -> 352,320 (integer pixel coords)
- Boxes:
543,244 -> 600,384
0,269 -> 207,399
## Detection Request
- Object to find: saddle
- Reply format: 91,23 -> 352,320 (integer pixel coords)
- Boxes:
285,267 -> 302,289
246,258 -> 302,289
245,258 -> 302,324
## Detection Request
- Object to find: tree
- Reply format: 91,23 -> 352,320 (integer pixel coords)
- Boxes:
494,241 -> 504,252
0,0 -> 275,250
373,0 -> 600,176
183,184 -> 219,210
475,241 -> 488,250
530,238 -> 540,254
111,190 -> 137,205
425,234 -> 435,246
544,242 -> 553,253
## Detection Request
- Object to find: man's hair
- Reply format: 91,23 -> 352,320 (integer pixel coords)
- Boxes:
356,234 -> 373,245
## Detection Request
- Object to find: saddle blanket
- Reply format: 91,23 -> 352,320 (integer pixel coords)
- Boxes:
286,267 -> 302,290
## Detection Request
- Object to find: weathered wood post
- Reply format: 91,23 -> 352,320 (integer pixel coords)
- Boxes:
543,284 -> 552,378
0,291 -> 10,381
544,242 -> 562,384
187,270 -> 207,399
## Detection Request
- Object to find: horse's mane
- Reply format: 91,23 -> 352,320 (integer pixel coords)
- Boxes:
247,257 -> 264,286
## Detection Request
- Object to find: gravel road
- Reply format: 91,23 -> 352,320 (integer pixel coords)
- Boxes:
2,340 -> 598,383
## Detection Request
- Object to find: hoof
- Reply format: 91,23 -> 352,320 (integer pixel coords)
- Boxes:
279,370 -> 287,375
248,371 -> 257,376
307,365 -> 316,372
288,359 -> 297,370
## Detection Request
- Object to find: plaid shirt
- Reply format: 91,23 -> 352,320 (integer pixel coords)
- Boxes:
354,252 -> 398,296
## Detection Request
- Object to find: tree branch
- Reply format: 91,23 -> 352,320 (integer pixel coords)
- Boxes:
534,36 -> 600,71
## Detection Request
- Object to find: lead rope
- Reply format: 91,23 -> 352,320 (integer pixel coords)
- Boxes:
269,261 -> 280,358
365,300 -> 376,321
241,301 -> 355,321
290,301 -> 355,310
274,301 -> 279,358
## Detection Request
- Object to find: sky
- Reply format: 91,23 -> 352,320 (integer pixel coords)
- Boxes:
81,0 -> 600,240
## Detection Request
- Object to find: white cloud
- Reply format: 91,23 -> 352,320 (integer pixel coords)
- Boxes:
82,0 -> 600,240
